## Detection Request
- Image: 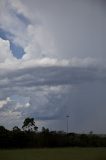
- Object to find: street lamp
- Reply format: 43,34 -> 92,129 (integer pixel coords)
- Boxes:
66,115 -> 70,134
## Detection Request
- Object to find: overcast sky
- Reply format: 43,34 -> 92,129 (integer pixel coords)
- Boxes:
0,0 -> 106,133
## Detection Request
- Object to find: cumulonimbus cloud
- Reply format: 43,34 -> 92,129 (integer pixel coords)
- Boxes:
0,0 -> 106,132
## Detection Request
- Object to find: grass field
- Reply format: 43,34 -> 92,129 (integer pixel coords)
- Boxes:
0,148 -> 106,160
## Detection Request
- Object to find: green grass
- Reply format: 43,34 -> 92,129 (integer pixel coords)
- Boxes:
0,148 -> 106,160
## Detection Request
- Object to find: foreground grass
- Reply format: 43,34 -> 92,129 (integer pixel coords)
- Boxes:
0,148 -> 106,160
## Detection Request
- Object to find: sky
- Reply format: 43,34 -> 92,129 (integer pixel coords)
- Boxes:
0,0 -> 106,133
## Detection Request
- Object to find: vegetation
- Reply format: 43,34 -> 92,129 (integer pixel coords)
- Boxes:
0,117 -> 106,148
22,117 -> 38,131
0,148 -> 106,160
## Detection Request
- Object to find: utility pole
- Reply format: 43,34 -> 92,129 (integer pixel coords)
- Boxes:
66,115 -> 70,134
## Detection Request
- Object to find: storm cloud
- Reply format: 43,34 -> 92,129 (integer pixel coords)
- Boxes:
0,0 -> 106,133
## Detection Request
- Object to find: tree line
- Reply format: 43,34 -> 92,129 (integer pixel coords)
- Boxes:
0,117 -> 106,148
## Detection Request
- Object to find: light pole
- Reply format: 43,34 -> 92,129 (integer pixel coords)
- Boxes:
66,115 -> 70,134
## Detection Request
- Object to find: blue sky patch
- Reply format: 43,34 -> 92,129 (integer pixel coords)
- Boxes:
10,42 -> 24,59
16,12 -> 30,26
0,28 -> 24,59
0,28 -> 13,40
10,6 -> 31,26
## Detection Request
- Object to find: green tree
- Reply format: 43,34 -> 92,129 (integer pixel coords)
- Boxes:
0,126 -> 7,134
22,117 -> 38,132
42,127 -> 49,134
13,126 -> 21,132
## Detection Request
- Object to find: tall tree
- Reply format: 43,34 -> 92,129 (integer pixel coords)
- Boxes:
22,117 -> 38,132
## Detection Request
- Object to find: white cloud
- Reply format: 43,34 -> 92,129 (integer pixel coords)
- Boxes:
0,0 -> 26,50
25,102 -> 30,107
0,0 -> 56,59
0,38 -> 15,62
9,0 -> 28,16
23,25 -> 56,59
0,100 -> 8,109
0,97 -> 11,109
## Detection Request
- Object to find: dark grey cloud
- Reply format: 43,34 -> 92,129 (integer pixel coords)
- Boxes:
0,66 -> 106,89
0,64 -> 106,132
